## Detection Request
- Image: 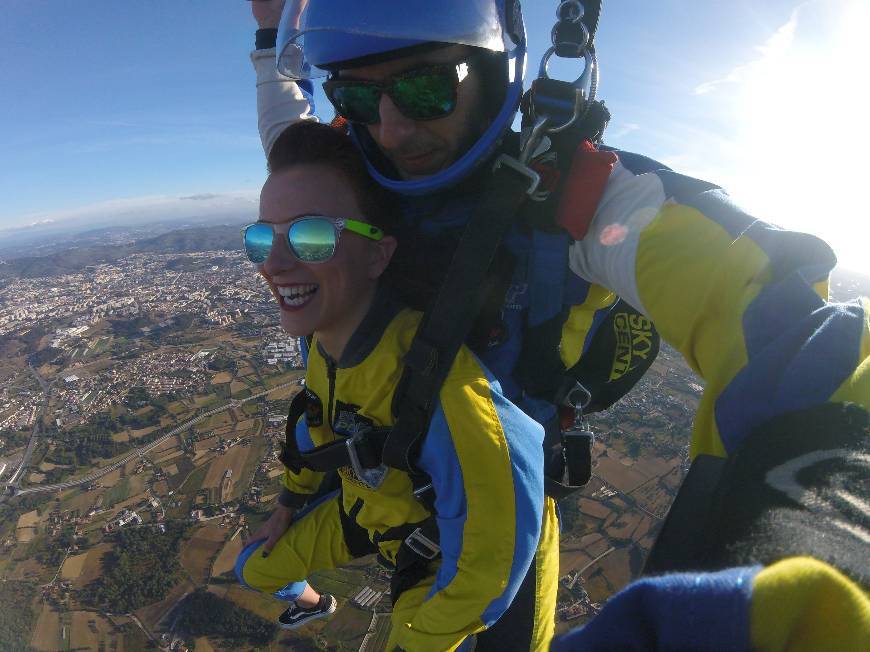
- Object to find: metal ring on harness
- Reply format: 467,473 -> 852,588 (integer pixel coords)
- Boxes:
538,42 -> 593,86
533,47 -> 593,135
564,381 -> 592,411
556,0 -> 585,23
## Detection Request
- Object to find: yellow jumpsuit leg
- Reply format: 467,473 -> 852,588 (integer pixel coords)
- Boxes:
386,497 -> 561,651
239,495 -> 355,595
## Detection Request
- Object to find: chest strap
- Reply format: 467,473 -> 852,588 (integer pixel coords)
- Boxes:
279,390 -> 438,505
279,390 -> 388,476
385,158 -> 539,475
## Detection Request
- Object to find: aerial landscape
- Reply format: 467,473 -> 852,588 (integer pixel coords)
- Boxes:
1,0 -> 867,649
2,218 -> 865,650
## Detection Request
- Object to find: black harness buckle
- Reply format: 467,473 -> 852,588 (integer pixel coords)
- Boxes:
345,431 -> 388,490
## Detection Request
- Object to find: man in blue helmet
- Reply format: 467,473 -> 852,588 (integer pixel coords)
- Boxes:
245,1 -> 869,649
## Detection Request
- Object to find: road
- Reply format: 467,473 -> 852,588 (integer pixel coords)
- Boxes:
5,366 -> 53,489
9,380 -> 299,499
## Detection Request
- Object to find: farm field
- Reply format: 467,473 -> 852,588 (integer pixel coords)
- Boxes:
30,604 -> 61,652
16,509 -> 39,543
202,445 -> 250,495
181,523 -> 229,584
74,542 -> 114,589
211,528 -> 245,578
61,551 -> 89,580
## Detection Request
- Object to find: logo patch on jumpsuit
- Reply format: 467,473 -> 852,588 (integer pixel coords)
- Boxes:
303,388 -> 324,427
610,313 -> 654,381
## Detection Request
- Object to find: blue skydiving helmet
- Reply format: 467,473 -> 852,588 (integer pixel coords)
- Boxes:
277,0 -> 527,195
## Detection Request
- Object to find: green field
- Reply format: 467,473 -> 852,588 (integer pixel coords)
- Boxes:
308,567 -> 367,601
103,477 -> 131,508
235,436 -> 267,501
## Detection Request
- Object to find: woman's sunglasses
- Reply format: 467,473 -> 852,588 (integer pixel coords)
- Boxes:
242,216 -> 383,265
323,60 -> 473,125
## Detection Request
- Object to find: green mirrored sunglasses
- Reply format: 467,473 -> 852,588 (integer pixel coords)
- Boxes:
323,60 -> 472,125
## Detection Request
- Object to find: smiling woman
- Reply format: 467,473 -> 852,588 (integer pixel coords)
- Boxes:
235,120 -> 557,650
253,123 -> 399,357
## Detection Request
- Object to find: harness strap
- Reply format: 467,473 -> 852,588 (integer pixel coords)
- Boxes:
385,162 -> 538,474
389,515 -> 442,605
280,389 -> 390,476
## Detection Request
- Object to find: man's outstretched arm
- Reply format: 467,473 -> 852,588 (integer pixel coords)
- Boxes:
568,159 -> 869,458
249,0 -> 317,156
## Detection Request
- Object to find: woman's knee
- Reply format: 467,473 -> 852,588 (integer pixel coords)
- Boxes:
234,538 -> 266,589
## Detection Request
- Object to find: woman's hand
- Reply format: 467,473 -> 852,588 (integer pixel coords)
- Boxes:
250,503 -> 294,557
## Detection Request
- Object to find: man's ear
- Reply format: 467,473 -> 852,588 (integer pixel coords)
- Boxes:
368,235 -> 398,280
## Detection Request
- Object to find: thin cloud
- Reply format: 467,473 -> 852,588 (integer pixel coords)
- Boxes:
181,193 -> 221,201
693,6 -> 802,95
85,119 -> 138,128
608,122 -> 640,140
8,190 -> 259,231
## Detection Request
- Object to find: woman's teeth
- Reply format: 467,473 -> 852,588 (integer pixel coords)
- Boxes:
278,284 -> 317,306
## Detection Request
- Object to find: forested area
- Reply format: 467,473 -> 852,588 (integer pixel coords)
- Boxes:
45,413 -> 132,467
0,581 -> 36,652
176,590 -> 276,647
28,526 -> 77,567
82,522 -> 187,613
45,401 -> 168,469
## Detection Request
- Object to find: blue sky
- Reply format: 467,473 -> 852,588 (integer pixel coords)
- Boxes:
1,0 -> 868,272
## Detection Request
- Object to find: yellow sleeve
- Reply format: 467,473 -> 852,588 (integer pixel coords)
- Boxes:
751,557 -> 870,651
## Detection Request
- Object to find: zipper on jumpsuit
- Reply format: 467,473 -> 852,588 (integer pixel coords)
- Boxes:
323,353 -> 337,435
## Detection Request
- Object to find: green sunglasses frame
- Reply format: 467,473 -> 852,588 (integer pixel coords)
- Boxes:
242,216 -> 384,265
323,60 -> 471,125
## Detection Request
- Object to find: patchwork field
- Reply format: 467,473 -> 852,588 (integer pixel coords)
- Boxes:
202,445 -> 250,495
594,456 -> 650,494
217,583 -> 287,622
16,509 -> 39,542
30,603 -> 61,652
75,543 -> 114,589
129,425 -> 158,440
100,467 -> 123,487
154,449 -> 185,465
61,551 -> 89,580
593,546 -> 633,595
181,524 -> 229,584
266,383 -> 297,400
211,528 -> 245,578
69,610 -> 115,652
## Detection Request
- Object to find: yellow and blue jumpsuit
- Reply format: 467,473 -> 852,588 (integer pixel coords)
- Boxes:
236,292 -> 559,651
554,153 -> 870,649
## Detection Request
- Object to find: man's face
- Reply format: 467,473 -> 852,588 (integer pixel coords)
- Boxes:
338,45 -> 489,180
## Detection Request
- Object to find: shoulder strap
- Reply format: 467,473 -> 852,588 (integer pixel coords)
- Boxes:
278,389 -> 309,473
385,161 -> 539,473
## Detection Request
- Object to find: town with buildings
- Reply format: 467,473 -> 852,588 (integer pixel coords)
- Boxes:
2,226 -> 866,650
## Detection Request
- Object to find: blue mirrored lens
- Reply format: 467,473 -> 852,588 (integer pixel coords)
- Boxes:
288,218 -> 337,262
244,223 -> 274,263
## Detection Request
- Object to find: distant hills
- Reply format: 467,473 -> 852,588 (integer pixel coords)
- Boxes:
0,224 -> 245,280
3,220 -> 869,292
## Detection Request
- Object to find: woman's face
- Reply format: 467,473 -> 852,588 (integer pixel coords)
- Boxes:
258,164 -> 396,348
